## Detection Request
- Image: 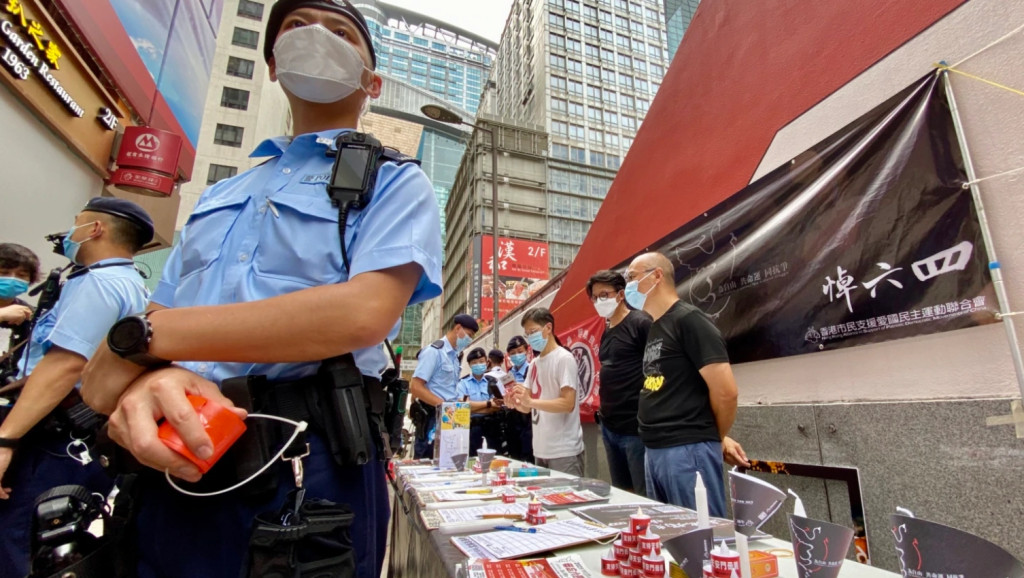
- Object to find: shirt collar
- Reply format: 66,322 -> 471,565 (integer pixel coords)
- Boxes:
441,337 -> 456,356
249,128 -> 356,158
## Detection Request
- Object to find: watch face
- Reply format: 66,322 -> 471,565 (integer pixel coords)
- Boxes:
110,318 -> 147,352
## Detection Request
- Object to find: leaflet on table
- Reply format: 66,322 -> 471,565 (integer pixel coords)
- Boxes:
451,518 -> 619,560
533,488 -> 610,509
463,554 -> 594,578
427,486 -> 529,503
421,503 -> 536,530
570,502 -> 768,543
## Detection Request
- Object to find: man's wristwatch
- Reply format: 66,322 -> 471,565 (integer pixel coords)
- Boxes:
0,436 -> 19,449
486,400 -> 492,409
107,313 -> 170,368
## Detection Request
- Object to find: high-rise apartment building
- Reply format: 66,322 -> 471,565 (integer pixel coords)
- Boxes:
441,0 -> 668,328
663,0 -> 701,61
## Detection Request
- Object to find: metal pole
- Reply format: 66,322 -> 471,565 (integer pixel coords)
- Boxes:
489,125 -> 501,350
943,71 -> 1024,399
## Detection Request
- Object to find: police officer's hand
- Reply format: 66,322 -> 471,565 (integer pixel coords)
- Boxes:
0,447 -> 12,499
81,342 -> 149,415
722,436 -> 750,468
0,304 -> 31,325
108,367 -> 247,482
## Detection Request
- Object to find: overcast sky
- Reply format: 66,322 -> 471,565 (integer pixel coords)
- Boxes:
383,0 -> 515,43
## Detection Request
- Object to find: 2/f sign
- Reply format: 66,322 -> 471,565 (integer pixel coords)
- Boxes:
2,47 -> 30,80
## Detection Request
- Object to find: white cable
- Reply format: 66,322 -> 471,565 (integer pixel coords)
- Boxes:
962,165 -> 1024,188
165,413 -> 308,498
951,21 -> 1024,68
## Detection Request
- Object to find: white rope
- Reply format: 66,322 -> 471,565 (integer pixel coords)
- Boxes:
165,414 -> 308,498
961,165 -> 1024,188
951,21 -> 1024,68
996,311 -> 1024,320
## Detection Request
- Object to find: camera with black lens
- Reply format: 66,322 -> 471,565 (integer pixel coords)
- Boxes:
28,485 -> 111,578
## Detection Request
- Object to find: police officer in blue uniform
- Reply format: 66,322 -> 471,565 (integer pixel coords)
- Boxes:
456,347 -> 503,455
409,313 -> 477,458
502,335 -> 534,462
0,198 -> 152,578
79,2 -> 442,577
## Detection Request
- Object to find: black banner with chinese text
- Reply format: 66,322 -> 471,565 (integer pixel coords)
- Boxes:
629,74 -> 996,363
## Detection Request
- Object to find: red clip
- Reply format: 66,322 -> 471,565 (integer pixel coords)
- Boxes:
158,395 -> 247,473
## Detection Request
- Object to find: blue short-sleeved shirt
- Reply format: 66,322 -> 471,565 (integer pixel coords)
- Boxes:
456,374 -> 492,417
412,338 -> 459,402
510,362 -> 530,383
151,129 -> 443,382
20,259 -> 149,377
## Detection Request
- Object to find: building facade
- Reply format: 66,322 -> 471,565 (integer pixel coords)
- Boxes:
663,0 -> 701,61
485,0 -> 668,279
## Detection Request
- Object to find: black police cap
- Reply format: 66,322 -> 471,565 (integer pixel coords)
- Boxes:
82,197 -> 154,246
264,0 -> 376,67
507,335 -> 528,352
466,347 -> 486,362
453,314 -> 479,333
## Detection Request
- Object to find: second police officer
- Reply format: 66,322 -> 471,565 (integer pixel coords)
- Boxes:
80,1 -> 442,577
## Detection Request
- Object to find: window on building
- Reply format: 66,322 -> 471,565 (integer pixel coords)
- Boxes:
585,23 -> 599,39
602,89 -> 617,105
214,124 -> 244,147
607,133 -> 620,147
638,98 -> 650,113
569,123 -> 585,140
207,163 -> 238,184
586,43 -> 600,59
602,68 -> 615,83
631,20 -> 644,34
636,78 -> 648,92
589,129 -> 604,145
566,18 -> 581,33
621,94 -> 635,110
645,7 -> 659,20
568,79 -> 584,96
614,0 -> 628,10
226,56 -> 255,79
232,27 -> 259,49
549,33 -> 566,49
550,75 -> 568,91
586,64 -> 601,81
634,58 -> 647,73
616,33 -> 630,49
551,143 -> 570,159
619,73 -> 634,89
590,151 -> 605,166
548,0 -> 564,8
601,48 -> 614,64
629,2 -> 643,16
603,110 -> 618,125
570,146 -> 586,163
551,96 -> 568,112
607,154 -> 621,169
586,85 -> 601,101
237,0 -> 264,20
648,45 -> 662,60
549,13 -> 564,28
584,5 -> 598,20
615,15 -> 629,30
551,120 -> 568,136
647,25 -> 661,41
632,38 -> 646,53
567,59 -> 582,74
651,63 -> 664,78
567,38 -> 582,53
618,54 -> 633,67
599,10 -> 612,25
622,115 -> 637,130
568,101 -> 584,117
566,0 -> 580,12
588,107 -> 601,122
549,54 -> 566,69
600,28 -> 614,43
220,87 -> 250,110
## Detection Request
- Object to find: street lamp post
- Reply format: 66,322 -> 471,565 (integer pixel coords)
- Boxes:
422,104 -> 501,350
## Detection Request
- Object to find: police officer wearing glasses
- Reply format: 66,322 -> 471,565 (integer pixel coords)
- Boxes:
80,2 -> 442,576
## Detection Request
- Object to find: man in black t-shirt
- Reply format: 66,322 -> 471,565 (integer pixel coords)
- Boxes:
625,252 -> 743,516
588,270 -> 651,495
0,244 -> 40,386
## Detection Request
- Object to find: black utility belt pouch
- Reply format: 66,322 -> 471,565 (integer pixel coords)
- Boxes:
317,355 -> 376,467
244,490 -> 356,578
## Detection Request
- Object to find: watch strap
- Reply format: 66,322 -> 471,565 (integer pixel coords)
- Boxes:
0,437 -> 19,449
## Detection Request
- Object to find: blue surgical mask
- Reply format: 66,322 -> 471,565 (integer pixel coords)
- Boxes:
470,363 -> 486,376
624,270 -> 656,310
0,277 -> 29,299
61,222 -> 97,264
455,329 -> 472,353
526,331 -> 548,353
510,353 -> 527,367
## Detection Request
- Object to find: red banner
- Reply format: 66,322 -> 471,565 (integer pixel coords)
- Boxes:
479,236 -> 550,321
558,316 -> 605,423
116,126 -> 182,175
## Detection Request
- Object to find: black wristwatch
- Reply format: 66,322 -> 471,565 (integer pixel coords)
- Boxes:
107,313 -> 170,368
0,437 -> 19,449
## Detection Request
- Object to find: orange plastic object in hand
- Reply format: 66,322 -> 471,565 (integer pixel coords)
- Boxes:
157,395 -> 247,473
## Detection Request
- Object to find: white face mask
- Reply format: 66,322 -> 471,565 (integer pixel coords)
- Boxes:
273,24 -> 371,104
593,296 -> 619,319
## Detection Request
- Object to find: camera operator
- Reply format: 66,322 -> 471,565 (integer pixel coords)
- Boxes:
79,2 -> 442,576
0,199 -> 152,578
0,243 -> 40,386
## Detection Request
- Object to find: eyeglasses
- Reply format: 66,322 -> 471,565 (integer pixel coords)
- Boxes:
625,268 -> 655,282
590,290 -> 618,303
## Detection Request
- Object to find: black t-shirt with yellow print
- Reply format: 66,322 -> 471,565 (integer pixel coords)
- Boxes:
637,300 -> 730,448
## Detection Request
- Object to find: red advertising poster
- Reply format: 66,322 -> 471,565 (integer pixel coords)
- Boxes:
116,126 -> 182,175
558,316 -> 604,423
479,235 -> 550,321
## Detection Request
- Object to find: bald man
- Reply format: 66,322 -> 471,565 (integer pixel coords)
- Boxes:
624,252 -> 743,516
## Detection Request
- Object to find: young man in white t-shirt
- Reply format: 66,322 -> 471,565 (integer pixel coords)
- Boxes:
510,307 -> 585,476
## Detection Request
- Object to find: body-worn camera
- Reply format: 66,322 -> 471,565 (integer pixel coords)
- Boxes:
29,485 -> 111,577
326,132 -> 383,210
